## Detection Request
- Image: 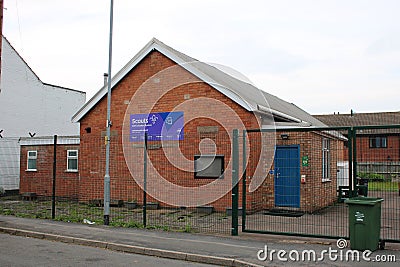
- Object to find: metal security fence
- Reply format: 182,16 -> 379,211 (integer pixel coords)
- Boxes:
1,125 -> 399,241
239,126 -> 400,243
354,125 -> 400,243
240,127 -> 350,239
0,132 -> 234,234
0,138 -> 21,192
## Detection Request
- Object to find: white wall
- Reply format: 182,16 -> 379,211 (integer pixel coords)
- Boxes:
0,37 -> 86,190
0,37 -> 85,137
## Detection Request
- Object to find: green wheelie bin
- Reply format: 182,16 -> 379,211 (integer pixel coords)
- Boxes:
345,197 -> 383,251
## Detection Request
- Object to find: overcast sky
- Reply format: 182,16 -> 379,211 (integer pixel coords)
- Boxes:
3,0 -> 400,115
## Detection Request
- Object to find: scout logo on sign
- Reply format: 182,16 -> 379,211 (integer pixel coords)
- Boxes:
130,111 -> 184,141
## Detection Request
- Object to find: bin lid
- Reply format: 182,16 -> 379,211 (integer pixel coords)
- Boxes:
344,197 -> 384,205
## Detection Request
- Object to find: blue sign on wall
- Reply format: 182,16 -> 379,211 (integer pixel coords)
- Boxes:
130,111 -> 184,142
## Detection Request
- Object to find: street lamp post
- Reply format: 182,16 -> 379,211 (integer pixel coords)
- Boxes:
104,0 -> 114,226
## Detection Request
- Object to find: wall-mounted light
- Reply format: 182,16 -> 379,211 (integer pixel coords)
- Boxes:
280,134 -> 289,140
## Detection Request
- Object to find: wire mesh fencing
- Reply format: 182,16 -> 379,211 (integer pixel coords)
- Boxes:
0,137 -> 21,192
1,125 -> 399,241
0,132 -> 234,235
241,126 -> 400,243
355,126 -> 400,242
242,128 -> 349,239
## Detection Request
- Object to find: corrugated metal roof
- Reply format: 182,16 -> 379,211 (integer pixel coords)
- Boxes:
72,38 -> 326,127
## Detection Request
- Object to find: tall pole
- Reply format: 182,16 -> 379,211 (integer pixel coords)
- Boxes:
231,129 -> 239,236
104,0 -> 114,226
51,135 -> 57,219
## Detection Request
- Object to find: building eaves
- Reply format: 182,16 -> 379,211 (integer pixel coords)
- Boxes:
19,136 -> 80,146
43,82 -> 86,95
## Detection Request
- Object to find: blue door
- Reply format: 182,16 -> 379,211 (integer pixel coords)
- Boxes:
274,145 -> 300,208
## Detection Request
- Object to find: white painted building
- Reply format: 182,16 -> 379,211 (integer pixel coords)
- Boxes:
0,36 -> 86,191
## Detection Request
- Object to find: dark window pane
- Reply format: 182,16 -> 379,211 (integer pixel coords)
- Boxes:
194,155 -> 224,178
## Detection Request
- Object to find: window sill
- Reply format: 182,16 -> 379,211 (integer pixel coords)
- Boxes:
26,169 -> 37,172
66,170 -> 78,173
322,179 -> 331,183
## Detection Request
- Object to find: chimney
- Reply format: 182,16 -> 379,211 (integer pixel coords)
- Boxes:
103,73 -> 108,87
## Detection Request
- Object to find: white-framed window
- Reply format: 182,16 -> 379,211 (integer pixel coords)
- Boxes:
369,136 -> 387,148
27,151 -> 37,171
322,138 -> 330,181
67,150 -> 78,172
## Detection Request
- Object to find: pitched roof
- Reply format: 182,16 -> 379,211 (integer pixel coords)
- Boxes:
72,38 -> 326,127
314,112 -> 400,127
315,111 -> 400,135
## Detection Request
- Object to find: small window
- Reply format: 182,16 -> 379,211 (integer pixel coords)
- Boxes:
369,136 -> 387,148
67,150 -> 78,172
27,151 -> 37,171
322,139 -> 330,181
194,155 -> 224,178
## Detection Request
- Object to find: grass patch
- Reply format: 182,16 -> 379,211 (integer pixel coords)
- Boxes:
146,225 -> 170,231
0,199 -> 229,234
368,181 -> 398,192
109,220 -> 144,228
182,223 -> 192,233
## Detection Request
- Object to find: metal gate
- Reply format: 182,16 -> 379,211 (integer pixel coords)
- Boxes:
238,125 -> 400,243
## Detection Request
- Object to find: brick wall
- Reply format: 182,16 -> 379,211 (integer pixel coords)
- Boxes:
24,50 -> 344,213
356,135 -> 400,162
78,51 -> 260,210
342,135 -> 400,162
246,131 -> 342,213
20,144 -> 80,198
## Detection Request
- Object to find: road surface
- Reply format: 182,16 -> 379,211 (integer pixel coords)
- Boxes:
0,233 -> 213,267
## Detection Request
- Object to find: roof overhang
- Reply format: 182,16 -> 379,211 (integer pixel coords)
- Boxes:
19,136 -> 80,146
72,39 -> 256,123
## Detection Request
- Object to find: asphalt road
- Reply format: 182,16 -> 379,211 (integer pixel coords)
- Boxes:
0,234 -> 213,267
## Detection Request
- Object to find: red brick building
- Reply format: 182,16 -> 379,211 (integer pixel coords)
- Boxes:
69,39 -> 341,214
315,112 -> 400,179
19,136 -> 80,199
20,39 -> 345,212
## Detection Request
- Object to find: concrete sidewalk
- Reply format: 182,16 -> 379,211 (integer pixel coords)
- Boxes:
0,215 -> 399,267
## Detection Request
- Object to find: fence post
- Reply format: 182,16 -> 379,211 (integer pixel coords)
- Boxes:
348,128 -> 353,196
51,135 -> 57,219
241,130 -> 247,232
231,129 -> 239,236
143,132 -> 148,228
352,128 -> 358,194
